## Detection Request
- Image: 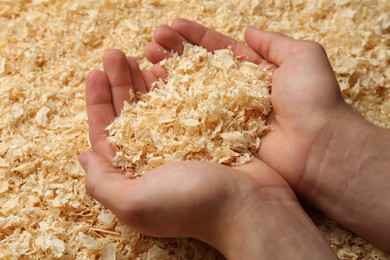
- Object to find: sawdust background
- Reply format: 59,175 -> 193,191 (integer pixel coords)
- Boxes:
0,0 -> 389,259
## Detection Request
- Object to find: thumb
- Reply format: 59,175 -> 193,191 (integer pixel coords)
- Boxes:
244,27 -> 298,66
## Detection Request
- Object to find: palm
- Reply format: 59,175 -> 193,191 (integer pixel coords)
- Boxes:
83,45 -> 290,240
258,48 -> 346,186
145,19 -> 347,188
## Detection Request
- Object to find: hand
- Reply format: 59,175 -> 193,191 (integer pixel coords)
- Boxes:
145,19 -> 390,251
80,48 -> 336,258
144,18 -> 348,192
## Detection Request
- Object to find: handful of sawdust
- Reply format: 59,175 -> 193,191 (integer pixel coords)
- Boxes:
107,44 -> 272,177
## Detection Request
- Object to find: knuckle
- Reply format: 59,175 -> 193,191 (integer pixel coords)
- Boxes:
301,40 -> 326,53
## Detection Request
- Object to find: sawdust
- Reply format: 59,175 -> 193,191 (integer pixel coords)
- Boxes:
108,44 -> 271,176
0,0 -> 389,259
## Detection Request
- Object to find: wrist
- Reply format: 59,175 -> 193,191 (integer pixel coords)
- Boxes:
210,186 -> 335,259
302,105 -> 372,209
302,105 -> 390,250
300,103 -> 358,204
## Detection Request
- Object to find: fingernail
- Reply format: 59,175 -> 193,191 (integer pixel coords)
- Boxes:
79,152 -> 88,171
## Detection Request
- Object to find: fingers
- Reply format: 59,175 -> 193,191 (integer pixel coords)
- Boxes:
244,27 -> 298,66
144,42 -> 171,64
87,51 -> 149,160
80,151 -> 134,212
144,42 -> 171,82
171,18 -> 270,66
86,70 -> 116,161
141,70 -> 159,90
143,24 -> 188,81
126,56 -> 148,94
103,49 -> 136,116
154,24 -> 186,54
151,64 -> 168,80
171,18 -> 234,52
143,24 -> 186,64
146,18 -> 275,70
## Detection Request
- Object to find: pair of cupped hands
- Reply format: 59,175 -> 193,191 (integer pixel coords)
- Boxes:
79,19 -> 351,258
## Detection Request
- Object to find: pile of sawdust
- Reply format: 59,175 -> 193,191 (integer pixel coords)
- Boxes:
0,0 -> 389,259
108,44 -> 271,176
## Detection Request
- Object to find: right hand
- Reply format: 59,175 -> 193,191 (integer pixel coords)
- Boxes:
144,18 -> 350,192
242,27 -> 351,190
144,19 -> 390,252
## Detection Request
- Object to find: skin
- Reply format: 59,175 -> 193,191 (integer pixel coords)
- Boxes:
144,18 -> 390,251
80,40 -> 335,258
80,18 -> 390,257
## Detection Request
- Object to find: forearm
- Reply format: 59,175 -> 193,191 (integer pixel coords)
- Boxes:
303,108 -> 390,251
208,188 -> 336,259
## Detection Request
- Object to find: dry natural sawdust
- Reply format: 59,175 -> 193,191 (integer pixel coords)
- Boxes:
0,0 -> 389,259
108,44 -> 272,176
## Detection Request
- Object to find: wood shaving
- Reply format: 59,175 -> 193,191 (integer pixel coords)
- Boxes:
1,0 -> 389,259
107,44 -> 271,176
